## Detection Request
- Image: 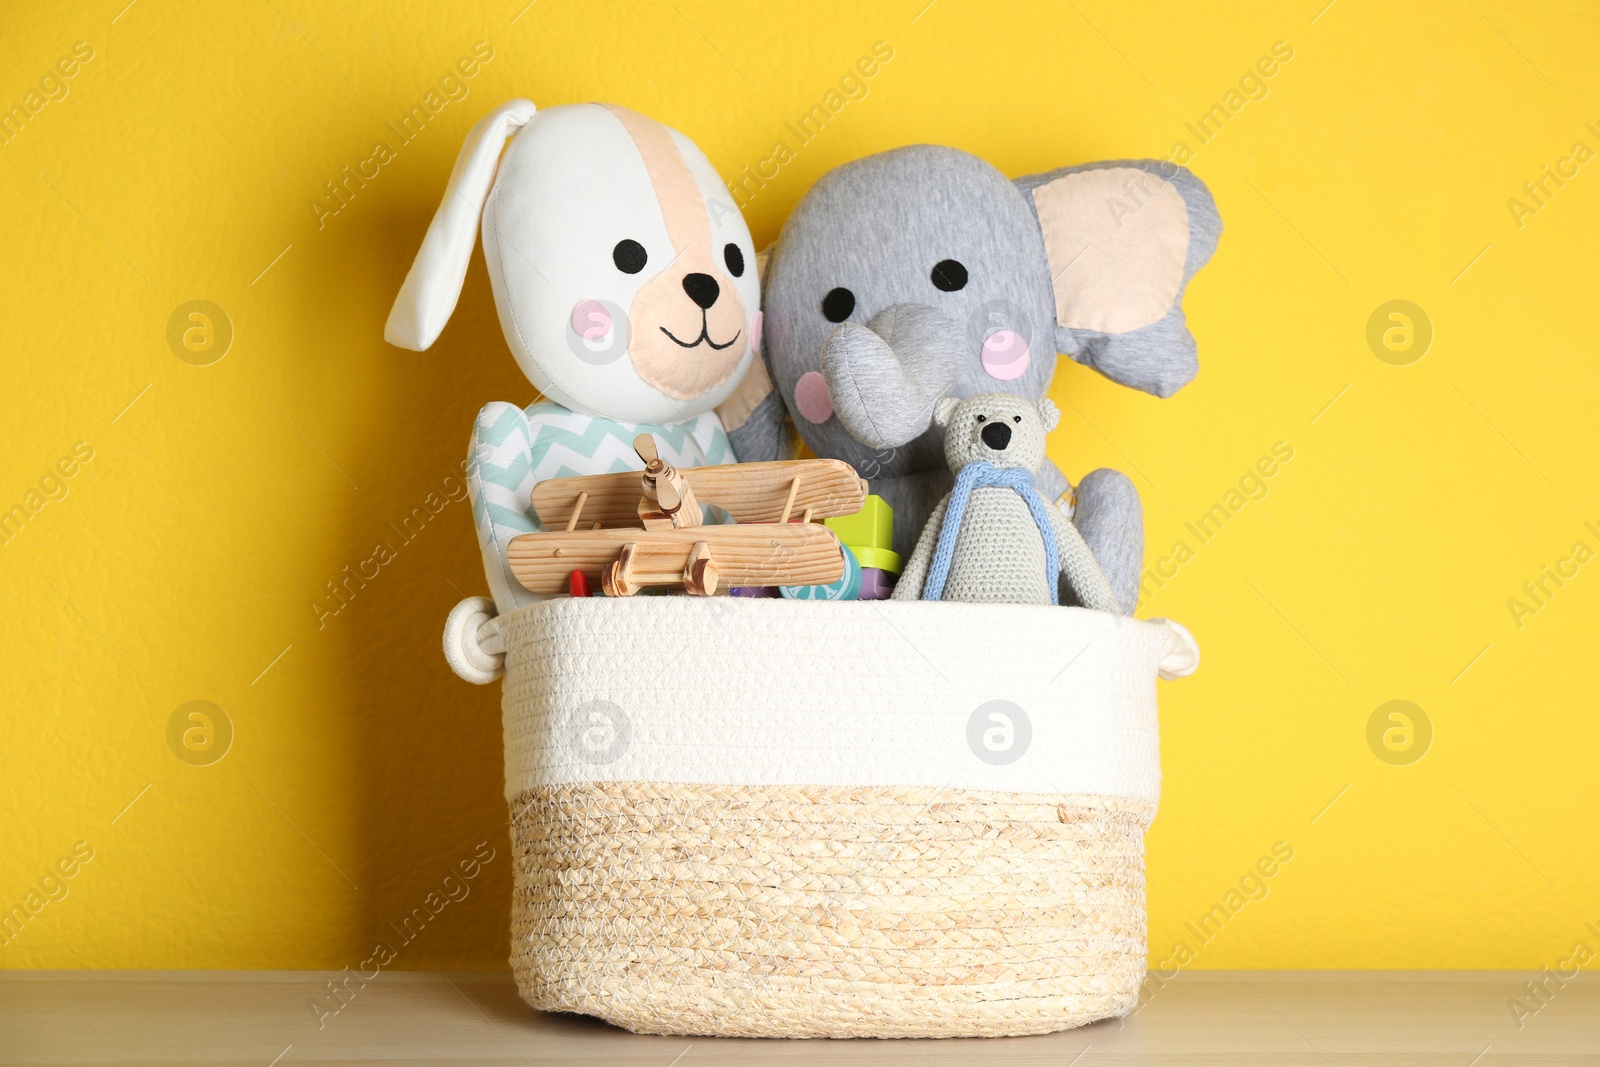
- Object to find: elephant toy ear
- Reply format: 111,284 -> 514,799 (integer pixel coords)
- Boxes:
1016,161 -> 1221,398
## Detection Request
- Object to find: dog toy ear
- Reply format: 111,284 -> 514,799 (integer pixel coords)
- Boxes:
1036,397 -> 1060,432
384,99 -> 537,351
933,396 -> 961,429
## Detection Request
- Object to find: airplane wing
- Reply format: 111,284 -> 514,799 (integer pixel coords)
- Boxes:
506,524 -> 847,594
528,459 -> 866,530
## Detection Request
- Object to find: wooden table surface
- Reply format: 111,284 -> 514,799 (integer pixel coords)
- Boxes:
4,970 -> 1595,1066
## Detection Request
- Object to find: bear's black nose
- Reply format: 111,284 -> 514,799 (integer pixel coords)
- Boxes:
682,273 -> 720,309
981,421 -> 1012,450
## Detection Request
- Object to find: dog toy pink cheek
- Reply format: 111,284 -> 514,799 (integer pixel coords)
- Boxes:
794,370 -> 834,423
980,329 -> 1030,381
570,299 -> 613,342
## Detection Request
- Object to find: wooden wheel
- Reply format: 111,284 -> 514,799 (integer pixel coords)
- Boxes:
683,542 -> 718,596
601,543 -> 640,597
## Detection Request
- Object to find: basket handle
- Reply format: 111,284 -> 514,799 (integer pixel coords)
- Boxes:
1149,618 -> 1200,680
444,596 -> 505,684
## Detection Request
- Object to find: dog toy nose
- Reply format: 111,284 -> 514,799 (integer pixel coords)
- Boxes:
981,421 -> 1012,450
682,272 -> 720,309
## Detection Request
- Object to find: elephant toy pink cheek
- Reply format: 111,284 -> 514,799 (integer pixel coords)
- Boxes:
570,299 -> 612,342
794,370 -> 834,423
981,329 -> 1030,381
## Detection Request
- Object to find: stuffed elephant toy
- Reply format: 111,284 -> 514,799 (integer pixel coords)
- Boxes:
722,146 -> 1221,611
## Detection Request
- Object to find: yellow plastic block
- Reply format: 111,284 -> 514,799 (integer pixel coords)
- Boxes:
825,494 -> 893,551
847,544 -> 902,575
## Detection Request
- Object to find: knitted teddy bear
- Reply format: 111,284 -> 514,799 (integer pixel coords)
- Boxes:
892,393 -> 1122,611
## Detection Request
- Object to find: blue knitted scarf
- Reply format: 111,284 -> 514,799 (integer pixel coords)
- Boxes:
922,461 -> 1059,604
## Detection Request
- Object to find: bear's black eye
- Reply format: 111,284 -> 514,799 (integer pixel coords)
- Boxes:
613,239 -> 648,274
1013,415 -> 1022,423
931,259 -> 968,292
976,414 -> 986,423
724,243 -> 745,277
822,287 -> 855,322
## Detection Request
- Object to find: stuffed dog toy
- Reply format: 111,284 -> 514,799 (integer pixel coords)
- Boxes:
385,99 -> 761,682
727,147 -> 1221,613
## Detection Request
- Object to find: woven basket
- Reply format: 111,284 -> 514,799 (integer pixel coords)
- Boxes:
497,597 -> 1197,1039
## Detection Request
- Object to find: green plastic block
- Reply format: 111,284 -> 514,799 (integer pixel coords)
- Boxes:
826,494 -> 893,551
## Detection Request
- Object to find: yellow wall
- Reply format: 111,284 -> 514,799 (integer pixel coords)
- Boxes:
3,0 -> 1597,971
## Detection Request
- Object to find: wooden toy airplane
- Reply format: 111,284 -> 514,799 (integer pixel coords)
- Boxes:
506,435 -> 867,597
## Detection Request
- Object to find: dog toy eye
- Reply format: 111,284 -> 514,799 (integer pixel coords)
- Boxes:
724,243 -> 745,278
821,287 -> 855,323
1013,415 -> 1022,423
975,414 -> 986,423
931,259 -> 968,292
612,239 -> 648,274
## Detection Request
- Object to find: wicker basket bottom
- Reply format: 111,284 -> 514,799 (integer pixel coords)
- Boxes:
509,781 -> 1152,1038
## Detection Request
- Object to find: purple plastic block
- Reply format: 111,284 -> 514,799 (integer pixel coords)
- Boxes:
857,568 -> 896,601
729,586 -> 781,598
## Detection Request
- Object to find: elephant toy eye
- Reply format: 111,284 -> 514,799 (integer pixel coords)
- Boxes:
931,259 -> 968,292
613,239 -> 648,274
724,243 -> 745,278
822,287 -> 856,323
